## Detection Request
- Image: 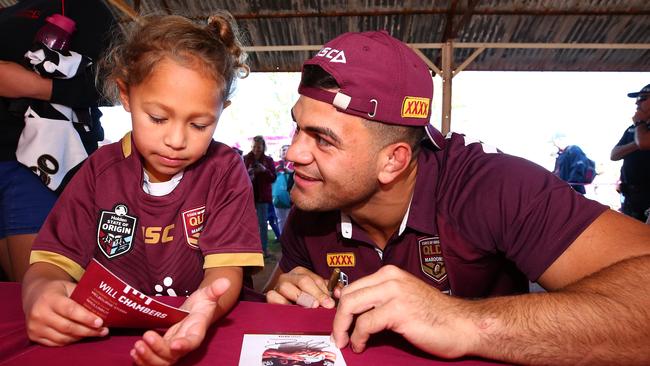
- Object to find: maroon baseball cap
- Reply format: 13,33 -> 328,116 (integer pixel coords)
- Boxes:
298,31 -> 444,149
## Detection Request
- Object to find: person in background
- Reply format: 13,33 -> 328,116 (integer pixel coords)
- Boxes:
0,0 -> 115,282
273,144 -> 294,232
266,31 -> 650,365
21,13 -> 263,366
610,84 -> 650,222
267,203 -> 281,244
244,135 -> 276,258
552,143 -> 594,195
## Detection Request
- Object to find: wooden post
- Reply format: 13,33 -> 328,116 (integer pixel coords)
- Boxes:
441,41 -> 453,135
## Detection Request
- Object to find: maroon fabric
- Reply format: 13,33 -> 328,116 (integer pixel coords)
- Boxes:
299,31 -> 432,127
280,134 -> 608,297
32,135 -> 261,296
0,283 -> 508,365
243,152 -> 276,203
0,283 -> 31,362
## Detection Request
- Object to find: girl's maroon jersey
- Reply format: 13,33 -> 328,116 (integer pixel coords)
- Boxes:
32,133 -> 263,296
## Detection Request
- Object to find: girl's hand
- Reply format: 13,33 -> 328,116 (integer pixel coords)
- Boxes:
23,279 -> 108,346
130,278 -> 231,366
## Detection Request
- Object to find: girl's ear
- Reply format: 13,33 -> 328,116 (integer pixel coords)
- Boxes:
223,100 -> 232,109
117,79 -> 131,112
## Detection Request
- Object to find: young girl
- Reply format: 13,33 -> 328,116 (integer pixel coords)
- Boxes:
21,12 -> 263,365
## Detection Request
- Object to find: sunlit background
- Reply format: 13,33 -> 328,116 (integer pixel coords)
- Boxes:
100,71 -> 650,210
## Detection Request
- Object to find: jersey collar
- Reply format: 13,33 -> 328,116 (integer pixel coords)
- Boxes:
400,144 -> 440,235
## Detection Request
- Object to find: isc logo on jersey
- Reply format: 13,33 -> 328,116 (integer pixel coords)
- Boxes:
97,204 -> 138,259
182,206 -> 205,249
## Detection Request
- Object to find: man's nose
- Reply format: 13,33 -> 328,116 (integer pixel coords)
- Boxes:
286,136 -> 312,166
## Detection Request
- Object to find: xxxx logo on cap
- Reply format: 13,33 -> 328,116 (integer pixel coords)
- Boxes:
401,96 -> 430,119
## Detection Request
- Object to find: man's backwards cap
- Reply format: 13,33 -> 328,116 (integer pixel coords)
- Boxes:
298,31 -> 444,148
627,83 -> 650,98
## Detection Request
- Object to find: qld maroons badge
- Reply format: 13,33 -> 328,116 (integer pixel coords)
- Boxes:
97,204 -> 138,259
418,236 -> 447,283
181,206 -> 205,249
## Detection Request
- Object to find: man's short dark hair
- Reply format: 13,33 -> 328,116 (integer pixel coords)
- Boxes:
301,65 -> 424,158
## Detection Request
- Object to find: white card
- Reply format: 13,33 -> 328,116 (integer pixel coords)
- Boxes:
238,333 -> 347,366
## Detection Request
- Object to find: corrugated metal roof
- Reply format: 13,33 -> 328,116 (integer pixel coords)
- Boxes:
2,0 -> 649,72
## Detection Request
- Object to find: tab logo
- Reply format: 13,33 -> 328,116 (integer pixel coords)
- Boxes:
326,252 -> 355,267
401,96 -> 430,118
316,47 -> 347,63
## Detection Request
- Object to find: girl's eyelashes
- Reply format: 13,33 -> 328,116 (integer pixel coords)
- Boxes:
148,115 -> 166,124
147,114 -> 213,131
191,123 -> 208,131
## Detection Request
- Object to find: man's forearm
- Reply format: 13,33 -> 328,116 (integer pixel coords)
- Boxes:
610,142 -> 637,161
468,255 -> 650,365
0,61 -> 52,100
634,124 -> 650,150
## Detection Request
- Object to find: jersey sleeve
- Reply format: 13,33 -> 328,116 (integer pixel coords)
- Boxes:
199,151 -> 263,269
615,128 -> 633,147
30,154 -> 101,280
278,208 -> 315,273
439,141 -> 607,281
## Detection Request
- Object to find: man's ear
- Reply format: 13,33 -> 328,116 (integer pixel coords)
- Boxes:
223,100 -> 231,109
377,142 -> 413,185
117,79 -> 131,112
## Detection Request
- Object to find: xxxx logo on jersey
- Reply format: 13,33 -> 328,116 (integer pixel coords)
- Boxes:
182,206 -> 205,249
326,252 -> 355,267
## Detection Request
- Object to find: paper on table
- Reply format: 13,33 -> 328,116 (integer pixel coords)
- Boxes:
70,259 -> 189,328
239,333 -> 347,366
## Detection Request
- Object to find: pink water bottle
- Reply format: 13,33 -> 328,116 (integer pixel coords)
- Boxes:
34,14 -> 76,52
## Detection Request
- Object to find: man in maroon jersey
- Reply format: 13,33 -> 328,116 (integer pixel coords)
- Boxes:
265,31 -> 650,364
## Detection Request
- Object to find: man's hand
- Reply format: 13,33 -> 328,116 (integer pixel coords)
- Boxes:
130,278 -> 231,366
331,265 -> 478,358
633,110 -> 649,126
266,266 -> 336,308
23,279 -> 108,346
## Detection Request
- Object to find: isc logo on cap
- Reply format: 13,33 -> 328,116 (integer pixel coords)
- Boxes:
401,97 -> 430,118
315,47 -> 347,63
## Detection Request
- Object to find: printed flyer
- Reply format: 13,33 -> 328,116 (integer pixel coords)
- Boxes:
70,259 -> 188,328
239,334 -> 347,366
